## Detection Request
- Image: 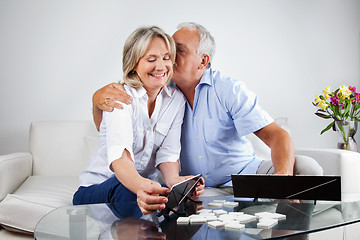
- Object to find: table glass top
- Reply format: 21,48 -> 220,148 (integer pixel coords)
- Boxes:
34,196 -> 360,240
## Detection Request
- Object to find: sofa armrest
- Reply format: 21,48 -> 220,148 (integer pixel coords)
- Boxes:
0,153 -> 33,201
295,148 -> 360,201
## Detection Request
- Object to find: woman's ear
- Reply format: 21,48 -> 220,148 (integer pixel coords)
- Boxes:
198,54 -> 210,69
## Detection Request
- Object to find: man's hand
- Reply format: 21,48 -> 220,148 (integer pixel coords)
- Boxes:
136,180 -> 170,215
93,82 -> 132,112
193,177 -> 205,197
92,82 -> 133,130
165,175 -> 205,197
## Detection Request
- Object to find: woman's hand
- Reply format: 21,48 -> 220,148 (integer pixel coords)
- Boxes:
136,180 -> 170,215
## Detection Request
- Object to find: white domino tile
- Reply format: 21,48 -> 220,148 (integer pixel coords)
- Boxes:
213,209 -> 228,215
228,211 -> 244,216
237,214 -> 257,223
199,212 -> 215,216
204,215 -> 218,222
208,202 -> 224,208
218,214 -> 237,222
197,209 -> 213,214
225,222 -> 245,230
255,212 -> 286,220
223,201 -> 239,207
190,216 -> 207,224
257,218 -> 278,229
177,217 -> 190,224
271,213 -> 286,220
208,220 -> 225,228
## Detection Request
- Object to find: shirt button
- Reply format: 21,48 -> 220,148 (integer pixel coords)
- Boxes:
195,136 -> 199,140
199,156 -> 202,160
205,175 -> 208,178
193,116 -> 196,120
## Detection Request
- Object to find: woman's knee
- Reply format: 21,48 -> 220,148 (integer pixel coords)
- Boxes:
72,187 -> 86,205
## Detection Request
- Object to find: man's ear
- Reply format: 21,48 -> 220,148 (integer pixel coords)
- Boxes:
198,54 -> 210,69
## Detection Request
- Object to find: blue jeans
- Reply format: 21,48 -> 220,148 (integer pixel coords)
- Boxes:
72,176 -> 142,217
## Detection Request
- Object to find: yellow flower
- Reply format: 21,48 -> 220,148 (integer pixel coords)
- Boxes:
314,95 -> 328,110
314,95 -> 322,104
339,85 -> 351,100
323,86 -> 331,99
318,99 -> 328,110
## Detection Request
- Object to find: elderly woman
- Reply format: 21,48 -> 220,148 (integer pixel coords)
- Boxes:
73,26 -> 204,215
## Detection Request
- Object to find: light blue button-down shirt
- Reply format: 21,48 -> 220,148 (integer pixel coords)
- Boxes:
179,68 -> 273,187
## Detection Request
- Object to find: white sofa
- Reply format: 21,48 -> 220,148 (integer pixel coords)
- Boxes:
1,120 -> 360,239
0,121 -> 98,239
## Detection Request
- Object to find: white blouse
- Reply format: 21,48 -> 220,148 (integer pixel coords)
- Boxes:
79,85 -> 186,187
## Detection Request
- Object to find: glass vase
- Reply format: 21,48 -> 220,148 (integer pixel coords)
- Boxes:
335,120 -> 358,151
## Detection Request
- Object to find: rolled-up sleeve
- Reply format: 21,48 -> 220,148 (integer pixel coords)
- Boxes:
227,81 -> 273,136
103,104 -> 135,170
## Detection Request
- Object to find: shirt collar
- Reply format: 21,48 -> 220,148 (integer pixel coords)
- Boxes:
162,85 -> 172,97
199,68 -> 213,86
128,85 -> 147,99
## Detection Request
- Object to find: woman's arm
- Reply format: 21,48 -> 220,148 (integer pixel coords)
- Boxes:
111,149 -> 170,215
104,95 -> 169,215
111,149 -> 148,194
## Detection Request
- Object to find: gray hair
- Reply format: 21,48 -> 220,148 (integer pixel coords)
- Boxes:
122,26 -> 176,88
177,22 -> 216,69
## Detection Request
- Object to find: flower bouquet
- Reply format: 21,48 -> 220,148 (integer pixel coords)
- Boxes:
313,85 -> 360,151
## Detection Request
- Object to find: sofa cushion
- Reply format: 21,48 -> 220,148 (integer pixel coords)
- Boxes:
84,135 -> 99,162
30,121 -> 98,176
0,176 -> 79,233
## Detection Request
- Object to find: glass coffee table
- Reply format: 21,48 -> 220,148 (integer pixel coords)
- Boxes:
34,195 -> 360,239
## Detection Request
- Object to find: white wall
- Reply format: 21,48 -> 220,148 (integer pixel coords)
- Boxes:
0,0 -> 359,154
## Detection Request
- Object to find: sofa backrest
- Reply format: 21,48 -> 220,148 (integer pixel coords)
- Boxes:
29,121 -> 98,176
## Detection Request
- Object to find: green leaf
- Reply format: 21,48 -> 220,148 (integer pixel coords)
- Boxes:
332,121 -> 337,131
355,104 -> 360,111
344,103 -> 351,116
320,121 -> 335,135
315,112 -> 332,119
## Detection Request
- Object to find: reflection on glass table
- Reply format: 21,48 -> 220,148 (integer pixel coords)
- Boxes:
34,196 -> 360,240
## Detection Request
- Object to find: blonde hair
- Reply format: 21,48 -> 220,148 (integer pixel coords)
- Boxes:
122,26 -> 176,88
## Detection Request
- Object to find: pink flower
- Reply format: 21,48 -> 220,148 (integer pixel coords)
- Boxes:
330,94 -> 339,105
349,86 -> 357,92
356,93 -> 360,102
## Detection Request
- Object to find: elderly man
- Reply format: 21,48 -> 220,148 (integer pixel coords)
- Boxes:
92,22 -> 323,198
